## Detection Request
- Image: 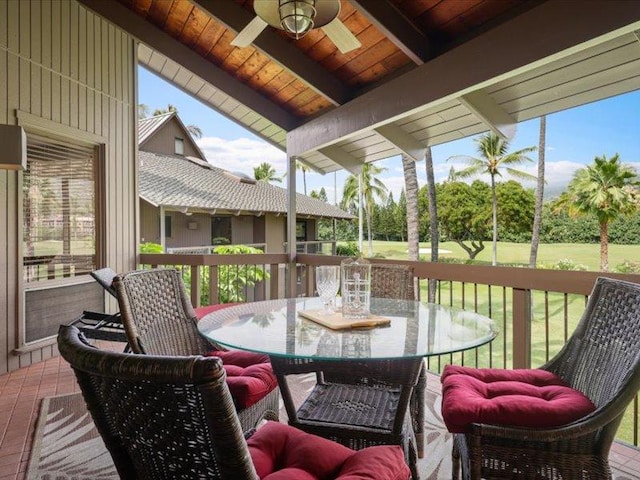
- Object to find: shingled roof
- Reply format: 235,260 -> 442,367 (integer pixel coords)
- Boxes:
139,151 -> 353,220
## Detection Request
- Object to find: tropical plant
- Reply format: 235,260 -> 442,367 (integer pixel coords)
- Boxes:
342,163 -> 388,255
530,115 -> 546,267
213,245 -> 270,303
139,242 -> 164,253
448,132 -> 536,265
297,161 -> 311,195
423,146 -> 438,301
401,154 -> 419,261
562,154 -> 639,271
253,162 -> 282,183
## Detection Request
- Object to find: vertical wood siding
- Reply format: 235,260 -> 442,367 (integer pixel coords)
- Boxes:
0,0 -> 137,373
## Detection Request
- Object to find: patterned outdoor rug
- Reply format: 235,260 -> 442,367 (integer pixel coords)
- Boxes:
26,375 -> 637,480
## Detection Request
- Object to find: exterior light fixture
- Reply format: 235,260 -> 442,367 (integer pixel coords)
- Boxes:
279,0 -> 316,39
0,125 -> 27,170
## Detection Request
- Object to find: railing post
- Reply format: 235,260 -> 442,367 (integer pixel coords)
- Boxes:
512,287 -> 531,369
269,264 -> 279,300
209,266 -> 218,305
190,265 -> 200,307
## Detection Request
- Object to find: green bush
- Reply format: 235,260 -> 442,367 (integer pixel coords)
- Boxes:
336,242 -> 361,256
140,242 -> 163,253
538,258 -> 588,271
615,260 -> 640,274
212,237 -> 230,245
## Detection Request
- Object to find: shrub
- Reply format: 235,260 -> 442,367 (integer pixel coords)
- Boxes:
336,242 -> 361,257
140,242 -> 163,253
539,258 -> 588,271
212,237 -> 230,245
615,260 -> 640,274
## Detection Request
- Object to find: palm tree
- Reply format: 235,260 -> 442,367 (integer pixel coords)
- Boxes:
424,146 -> 438,302
342,163 -> 388,255
565,154 -> 639,271
529,115 -> 546,268
138,103 -> 150,119
253,162 -> 282,183
402,154 -> 419,261
449,132 -> 536,266
297,161 -> 311,195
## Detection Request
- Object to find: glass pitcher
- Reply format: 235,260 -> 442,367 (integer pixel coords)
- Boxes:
340,257 -> 371,318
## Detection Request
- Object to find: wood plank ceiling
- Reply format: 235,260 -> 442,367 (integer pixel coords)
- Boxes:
79,0 -> 640,173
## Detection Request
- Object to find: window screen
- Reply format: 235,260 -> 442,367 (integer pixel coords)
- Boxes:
23,134 -> 98,283
175,137 -> 184,155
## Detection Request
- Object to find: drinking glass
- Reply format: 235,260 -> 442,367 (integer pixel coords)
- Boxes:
315,265 -> 340,314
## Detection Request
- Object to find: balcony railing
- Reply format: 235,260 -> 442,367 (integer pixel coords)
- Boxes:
139,251 -> 640,447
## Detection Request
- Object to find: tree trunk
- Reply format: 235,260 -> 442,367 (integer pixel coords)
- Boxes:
600,221 -> 609,271
358,173 -> 364,254
529,115 -> 546,268
402,155 -> 419,261
424,147 -> 438,302
491,174 -> 498,266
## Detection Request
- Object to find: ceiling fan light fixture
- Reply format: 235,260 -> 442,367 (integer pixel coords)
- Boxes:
279,0 -> 316,39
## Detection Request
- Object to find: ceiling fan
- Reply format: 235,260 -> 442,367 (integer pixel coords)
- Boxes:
231,0 -> 362,54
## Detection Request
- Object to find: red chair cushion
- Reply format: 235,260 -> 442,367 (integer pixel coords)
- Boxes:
194,303 -> 234,318
205,350 -> 277,409
441,365 -> 596,433
248,422 -> 410,480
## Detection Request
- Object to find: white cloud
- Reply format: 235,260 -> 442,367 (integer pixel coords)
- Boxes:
197,136 -> 287,176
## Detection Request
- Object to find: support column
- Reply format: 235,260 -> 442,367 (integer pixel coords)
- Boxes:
286,155 -> 297,297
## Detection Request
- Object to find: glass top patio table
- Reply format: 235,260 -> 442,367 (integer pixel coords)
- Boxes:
197,297 -> 498,360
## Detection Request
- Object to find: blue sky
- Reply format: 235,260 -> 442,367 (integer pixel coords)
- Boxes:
138,66 -> 640,202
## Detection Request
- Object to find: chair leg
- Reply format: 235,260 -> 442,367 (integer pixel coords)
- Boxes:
452,435 -> 461,480
411,362 -> 427,458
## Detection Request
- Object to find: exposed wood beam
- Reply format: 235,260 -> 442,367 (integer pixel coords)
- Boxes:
459,91 -> 517,140
287,0 -> 640,157
78,0 -> 297,131
373,125 -> 425,161
192,0 -> 351,106
349,0 -> 429,65
318,146 -> 362,175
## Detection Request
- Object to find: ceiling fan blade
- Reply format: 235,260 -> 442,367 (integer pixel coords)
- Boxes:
231,16 -> 269,48
321,19 -> 361,54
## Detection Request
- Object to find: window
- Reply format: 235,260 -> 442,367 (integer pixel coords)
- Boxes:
174,137 -> 184,155
22,134 -> 98,283
165,215 -> 172,238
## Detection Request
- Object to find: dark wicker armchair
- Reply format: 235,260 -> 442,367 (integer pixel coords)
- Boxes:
449,277 -> 640,480
322,264 -> 427,457
112,268 -> 279,433
277,263 -> 422,478
57,325 -> 411,480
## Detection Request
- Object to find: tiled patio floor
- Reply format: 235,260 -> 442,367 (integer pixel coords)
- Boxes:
1,344 -> 640,480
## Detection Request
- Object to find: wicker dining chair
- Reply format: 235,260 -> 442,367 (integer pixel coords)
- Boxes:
320,264 -> 427,458
443,276 -> 640,480
112,268 -> 279,433
57,325 -> 411,480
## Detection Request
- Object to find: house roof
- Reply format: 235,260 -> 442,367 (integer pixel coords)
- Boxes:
139,112 -> 208,160
139,150 -> 354,219
80,0 -> 640,175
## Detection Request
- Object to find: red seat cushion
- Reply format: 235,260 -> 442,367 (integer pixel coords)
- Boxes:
248,421 -> 410,480
194,303 -> 235,319
441,365 -> 596,433
205,350 -> 277,409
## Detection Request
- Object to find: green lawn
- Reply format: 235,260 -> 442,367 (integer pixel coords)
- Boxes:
366,240 -> 640,271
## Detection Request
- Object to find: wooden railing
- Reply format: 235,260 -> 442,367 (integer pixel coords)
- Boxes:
138,252 -> 640,447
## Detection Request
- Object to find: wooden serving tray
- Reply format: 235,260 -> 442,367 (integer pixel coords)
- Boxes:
298,309 -> 391,330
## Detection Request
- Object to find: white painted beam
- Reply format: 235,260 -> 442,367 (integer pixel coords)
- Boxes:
287,0 -> 640,157
459,90 -> 516,140
373,125 -> 425,161
318,146 -> 363,175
